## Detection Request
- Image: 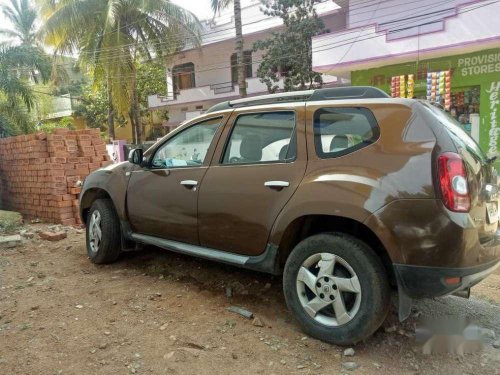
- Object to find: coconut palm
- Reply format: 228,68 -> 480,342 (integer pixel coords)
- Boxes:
211,0 -> 247,98
0,44 -> 51,136
38,0 -> 202,143
0,0 -> 38,46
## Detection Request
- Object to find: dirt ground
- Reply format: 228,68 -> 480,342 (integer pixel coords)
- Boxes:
1,224 -> 499,375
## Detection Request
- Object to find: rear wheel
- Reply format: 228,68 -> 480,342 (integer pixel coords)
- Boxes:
283,233 -> 390,345
86,199 -> 121,264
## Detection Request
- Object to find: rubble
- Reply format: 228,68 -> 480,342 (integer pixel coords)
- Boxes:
227,306 -> 254,319
343,348 -> 355,356
342,361 -> 360,371
39,231 -> 67,241
252,317 -> 264,327
0,234 -> 21,248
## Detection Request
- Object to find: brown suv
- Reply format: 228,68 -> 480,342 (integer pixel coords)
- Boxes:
80,86 -> 500,345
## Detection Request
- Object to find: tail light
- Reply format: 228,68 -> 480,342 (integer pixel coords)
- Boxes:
437,152 -> 470,212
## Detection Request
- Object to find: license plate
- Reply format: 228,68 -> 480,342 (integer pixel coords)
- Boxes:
486,202 -> 498,224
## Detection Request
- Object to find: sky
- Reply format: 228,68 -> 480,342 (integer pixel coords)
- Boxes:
171,0 -> 214,20
0,0 -> 242,43
0,0 -> 216,29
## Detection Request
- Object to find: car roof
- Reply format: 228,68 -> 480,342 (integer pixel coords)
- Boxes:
206,86 -> 390,113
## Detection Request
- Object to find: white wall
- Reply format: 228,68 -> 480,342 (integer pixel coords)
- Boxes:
347,0 -> 476,40
313,1 -> 500,74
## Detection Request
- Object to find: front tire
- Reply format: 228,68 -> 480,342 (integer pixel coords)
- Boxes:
86,199 -> 121,264
283,233 -> 390,345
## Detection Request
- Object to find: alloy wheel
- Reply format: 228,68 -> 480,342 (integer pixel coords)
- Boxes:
296,252 -> 362,326
88,210 -> 102,254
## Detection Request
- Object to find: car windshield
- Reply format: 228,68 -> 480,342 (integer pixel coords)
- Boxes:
421,102 -> 487,164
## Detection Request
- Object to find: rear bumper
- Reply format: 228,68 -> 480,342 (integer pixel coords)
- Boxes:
394,259 -> 500,298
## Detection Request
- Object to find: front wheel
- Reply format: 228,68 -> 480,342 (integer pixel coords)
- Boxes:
283,233 -> 390,345
86,199 -> 121,264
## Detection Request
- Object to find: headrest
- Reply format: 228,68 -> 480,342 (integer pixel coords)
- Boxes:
279,144 -> 289,160
240,134 -> 262,162
330,135 -> 349,151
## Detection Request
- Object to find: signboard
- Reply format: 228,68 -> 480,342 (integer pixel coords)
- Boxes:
351,48 -> 500,161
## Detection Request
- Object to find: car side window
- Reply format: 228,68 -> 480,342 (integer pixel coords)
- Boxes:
222,111 -> 296,165
152,117 -> 222,169
313,107 -> 380,158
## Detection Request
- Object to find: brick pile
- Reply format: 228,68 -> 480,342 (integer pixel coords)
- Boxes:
0,128 -> 112,226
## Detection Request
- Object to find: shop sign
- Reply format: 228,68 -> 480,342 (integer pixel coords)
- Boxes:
458,52 -> 500,77
487,81 -> 500,156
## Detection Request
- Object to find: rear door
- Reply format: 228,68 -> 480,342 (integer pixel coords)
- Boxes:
197,104 -> 307,256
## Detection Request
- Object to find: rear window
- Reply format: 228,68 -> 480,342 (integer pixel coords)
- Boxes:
421,102 -> 487,163
313,107 -> 380,158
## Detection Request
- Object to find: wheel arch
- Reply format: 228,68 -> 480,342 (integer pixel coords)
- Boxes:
80,188 -> 115,224
274,214 -> 396,287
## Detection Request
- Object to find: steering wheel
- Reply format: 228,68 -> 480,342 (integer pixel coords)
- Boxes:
152,158 -> 166,168
229,156 -> 241,164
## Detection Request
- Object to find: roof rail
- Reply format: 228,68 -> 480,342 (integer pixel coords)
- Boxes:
206,86 -> 389,113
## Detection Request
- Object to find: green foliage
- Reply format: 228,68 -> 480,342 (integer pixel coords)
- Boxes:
0,100 -> 34,137
137,62 -> 169,118
36,116 -> 75,134
0,0 -> 38,46
73,81 -> 109,130
0,210 -> 23,233
39,0 -> 202,142
0,45 -> 51,137
253,0 -> 324,93
137,63 -> 168,109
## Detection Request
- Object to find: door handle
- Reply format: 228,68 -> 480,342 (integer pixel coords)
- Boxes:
180,180 -> 198,189
264,181 -> 290,189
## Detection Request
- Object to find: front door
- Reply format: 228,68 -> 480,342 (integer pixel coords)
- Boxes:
127,116 -> 224,244
198,105 -> 307,255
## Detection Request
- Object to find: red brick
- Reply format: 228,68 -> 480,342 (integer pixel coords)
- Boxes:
61,218 -> 76,226
39,231 -> 67,241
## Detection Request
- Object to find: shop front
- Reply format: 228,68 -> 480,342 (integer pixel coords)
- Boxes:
351,48 -> 500,166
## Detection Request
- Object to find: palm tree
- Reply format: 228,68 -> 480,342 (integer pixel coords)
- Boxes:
0,44 -> 51,136
0,0 -> 48,85
0,0 -> 38,46
211,0 -> 247,98
38,0 -> 202,143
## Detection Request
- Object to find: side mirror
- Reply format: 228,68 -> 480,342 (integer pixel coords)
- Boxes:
128,148 -> 143,165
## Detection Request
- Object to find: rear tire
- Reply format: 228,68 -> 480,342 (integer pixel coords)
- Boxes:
86,199 -> 121,264
283,233 -> 390,345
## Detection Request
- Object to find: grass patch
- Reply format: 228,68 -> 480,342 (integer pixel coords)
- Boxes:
0,210 -> 23,233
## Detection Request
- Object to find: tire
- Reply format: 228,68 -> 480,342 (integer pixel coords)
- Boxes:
86,199 -> 121,264
283,233 -> 390,345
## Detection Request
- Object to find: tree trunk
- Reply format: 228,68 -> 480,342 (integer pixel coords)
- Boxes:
129,111 -> 137,145
131,67 -> 142,144
106,76 -> 115,141
234,0 -> 247,98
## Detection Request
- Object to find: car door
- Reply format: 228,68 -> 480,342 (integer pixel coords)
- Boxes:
126,116 -> 226,244
198,103 -> 307,256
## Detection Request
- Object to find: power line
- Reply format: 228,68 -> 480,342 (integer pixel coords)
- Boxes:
9,0 -> 497,80
42,0 -> 444,62
21,0 -> 457,72
99,0 -> 500,81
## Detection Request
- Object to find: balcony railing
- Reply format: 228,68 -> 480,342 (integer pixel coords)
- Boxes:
210,81 -> 235,95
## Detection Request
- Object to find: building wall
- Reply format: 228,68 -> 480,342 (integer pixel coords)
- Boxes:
312,1 -> 500,74
347,0 -> 478,40
149,10 -> 346,128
